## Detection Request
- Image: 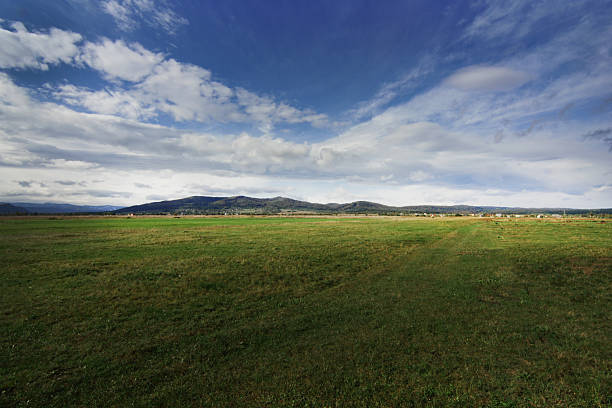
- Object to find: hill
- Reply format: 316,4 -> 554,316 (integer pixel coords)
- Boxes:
116,196 -> 330,214
114,195 -> 611,215
0,203 -> 29,215
11,202 -> 124,214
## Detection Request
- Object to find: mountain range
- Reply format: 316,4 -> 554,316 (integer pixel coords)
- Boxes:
2,196 -> 609,215
0,203 -> 29,215
0,202 -> 124,214
113,196 -> 611,215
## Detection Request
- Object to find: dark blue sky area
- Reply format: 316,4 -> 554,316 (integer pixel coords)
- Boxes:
3,1 -> 475,113
1,0 -> 601,117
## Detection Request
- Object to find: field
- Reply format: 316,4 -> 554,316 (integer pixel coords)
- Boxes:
1,216 -> 610,407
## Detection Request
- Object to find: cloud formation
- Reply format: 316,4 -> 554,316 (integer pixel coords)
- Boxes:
0,21 -> 82,70
462,0 -> 589,42
236,89 -> 328,130
350,62 -> 432,120
79,39 -> 164,82
135,59 -> 238,122
21,36 -> 331,128
444,66 -> 532,92
52,84 -> 156,121
2,68 -> 609,198
102,0 -> 188,34
583,128 -> 612,151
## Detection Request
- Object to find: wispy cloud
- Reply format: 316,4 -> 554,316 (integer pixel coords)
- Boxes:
55,180 -> 85,186
350,60 -> 433,120
101,0 -> 188,34
462,0 -> 590,42
583,128 -> 612,151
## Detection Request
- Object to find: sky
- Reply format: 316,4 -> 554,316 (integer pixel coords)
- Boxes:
0,0 -> 611,208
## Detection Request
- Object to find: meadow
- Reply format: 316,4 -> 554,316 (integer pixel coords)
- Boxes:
0,216 -> 610,407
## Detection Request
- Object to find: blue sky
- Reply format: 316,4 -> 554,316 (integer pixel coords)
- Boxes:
0,0 -> 611,207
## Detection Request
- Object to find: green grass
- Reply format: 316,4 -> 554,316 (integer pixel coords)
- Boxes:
1,216 -> 610,407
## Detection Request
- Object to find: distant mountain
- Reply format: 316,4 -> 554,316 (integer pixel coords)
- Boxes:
114,195 -> 611,215
0,203 -> 29,215
11,202 -> 124,214
115,196 -> 329,214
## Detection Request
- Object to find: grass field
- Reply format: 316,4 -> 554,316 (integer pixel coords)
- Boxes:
1,216 -> 610,407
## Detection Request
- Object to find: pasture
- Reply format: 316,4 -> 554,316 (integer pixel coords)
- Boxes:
1,216 -> 610,407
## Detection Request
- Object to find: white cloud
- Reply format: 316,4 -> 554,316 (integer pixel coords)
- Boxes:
44,37 -> 329,128
0,18 -> 329,130
135,59 -> 240,122
444,66 -> 532,92
51,84 -> 156,120
236,88 -> 328,129
101,0 -> 188,34
44,159 -> 98,169
0,21 -> 82,70
79,38 -> 164,82
177,132 -> 313,174
0,72 -> 31,106
231,133 -> 311,169
0,136 -> 39,167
